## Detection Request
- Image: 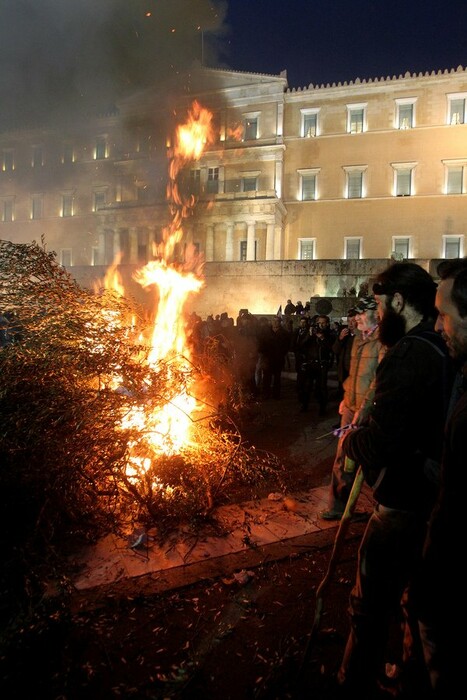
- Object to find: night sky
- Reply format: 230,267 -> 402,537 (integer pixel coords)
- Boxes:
1,0 -> 466,128
220,0 -> 467,87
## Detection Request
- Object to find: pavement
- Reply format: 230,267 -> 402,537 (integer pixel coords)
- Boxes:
70,482 -> 374,596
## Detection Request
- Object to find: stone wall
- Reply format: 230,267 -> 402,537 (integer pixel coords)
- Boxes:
71,258 -> 437,321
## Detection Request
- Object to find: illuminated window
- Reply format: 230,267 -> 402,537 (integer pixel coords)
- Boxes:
299,239 -> 315,260
443,236 -> 462,258
448,94 -> 467,125
396,169 -> 412,196
447,166 -> 463,194
392,237 -> 411,259
93,191 -> 106,211
190,169 -> 201,194
444,160 -> 467,194
347,103 -> 367,133
62,143 -> 74,164
395,99 -> 416,129
243,112 -> 260,140
60,249 -> 72,267
95,136 -> 107,160
31,194 -> 43,220
1,198 -> 14,222
207,167 -> 219,193
301,109 -> 319,137
392,162 -> 416,196
62,193 -> 73,217
242,176 -> 257,192
345,238 -> 361,259
2,149 -> 14,172
344,167 -> 366,198
298,168 -> 320,201
91,247 -> 99,265
32,145 -> 43,167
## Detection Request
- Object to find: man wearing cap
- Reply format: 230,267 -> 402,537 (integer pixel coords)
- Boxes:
335,262 -> 453,698
321,296 -> 385,520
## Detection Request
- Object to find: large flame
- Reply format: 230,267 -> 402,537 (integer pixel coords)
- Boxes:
122,101 -> 215,472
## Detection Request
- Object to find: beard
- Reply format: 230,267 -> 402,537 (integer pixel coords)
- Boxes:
379,307 -> 407,347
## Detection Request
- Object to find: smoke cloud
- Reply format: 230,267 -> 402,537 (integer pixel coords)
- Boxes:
0,0 -> 228,129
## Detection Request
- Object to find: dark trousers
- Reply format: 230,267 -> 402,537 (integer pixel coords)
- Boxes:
338,504 -> 430,696
297,362 -> 328,411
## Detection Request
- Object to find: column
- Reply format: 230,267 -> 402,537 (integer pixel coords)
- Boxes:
225,222 -> 234,261
275,160 -> 283,198
129,227 -> 138,263
113,230 -> 121,263
274,225 -> 282,260
98,230 -> 106,265
266,223 -> 275,260
246,221 -> 256,261
205,224 -> 214,262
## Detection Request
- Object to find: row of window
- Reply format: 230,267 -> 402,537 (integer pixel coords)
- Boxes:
2,91 -> 466,174
298,235 -> 464,261
299,161 -> 467,200
1,191 -> 108,222
300,93 -> 467,137
1,138 -> 108,172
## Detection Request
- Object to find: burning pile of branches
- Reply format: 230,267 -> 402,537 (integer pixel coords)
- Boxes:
0,239 -> 284,614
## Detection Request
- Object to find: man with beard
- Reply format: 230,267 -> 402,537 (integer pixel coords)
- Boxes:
415,257 -> 467,697
336,262 -> 454,698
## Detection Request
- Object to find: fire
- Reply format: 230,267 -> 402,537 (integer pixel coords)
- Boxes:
120,100 -> 215,473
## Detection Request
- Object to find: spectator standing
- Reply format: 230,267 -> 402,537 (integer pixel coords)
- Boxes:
321,297 -> 385,520
294,315 -> 333,414
284,299 -> 296,316
336,262 -> 453,698
415,258 -> 467,697
258,317 -> 291,399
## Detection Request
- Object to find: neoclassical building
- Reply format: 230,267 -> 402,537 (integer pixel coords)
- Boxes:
1,63 -> 467,313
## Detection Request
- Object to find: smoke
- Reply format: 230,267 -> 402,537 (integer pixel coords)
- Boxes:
0,0 -> 228,129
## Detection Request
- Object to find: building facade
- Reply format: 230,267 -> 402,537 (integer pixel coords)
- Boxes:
1,64 -> 466,313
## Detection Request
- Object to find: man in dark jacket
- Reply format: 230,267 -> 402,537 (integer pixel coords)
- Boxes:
336,263 -> 453,698
415,257 -> 467,697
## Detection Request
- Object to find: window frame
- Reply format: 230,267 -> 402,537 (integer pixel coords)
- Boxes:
1,197 -> 14,222
31,194 -> 43,220
297,168 -> 320,201
93,190 -> 107,212
443,159 -> 467,194
300,108 -> 320,137
206,166 -> 219,194
395,98 -> 416,129
346,103 -> 367,134
298,238 -> 316,260
242,112 -> 260,141
95,136 -> 108,160
391,162 -> 417,197
61,192 -> 74,218
447,93 -> 467,125
443,235 -> 463,259
2,149 -> 14,172
343,165 -> 367,199
60,249 -> 72,267
344,237 -> 362,260
392,236 -> 411,259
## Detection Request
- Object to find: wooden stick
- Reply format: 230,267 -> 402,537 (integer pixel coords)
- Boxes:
300,466 -> 365,671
